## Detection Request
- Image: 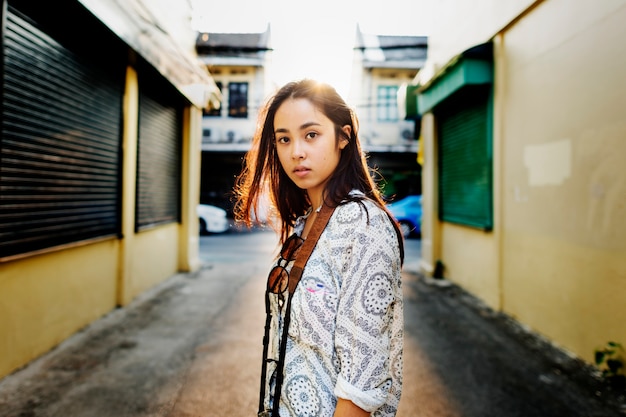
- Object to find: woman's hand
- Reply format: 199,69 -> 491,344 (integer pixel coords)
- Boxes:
334,398 -> 370,417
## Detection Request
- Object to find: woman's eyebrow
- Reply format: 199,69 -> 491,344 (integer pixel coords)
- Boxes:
299,121 -> 321,130
274,121 -> 321,135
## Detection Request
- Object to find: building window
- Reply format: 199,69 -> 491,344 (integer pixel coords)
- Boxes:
228,82 -> 248,118
203,81 -> 222,117
377,85 -> 399,122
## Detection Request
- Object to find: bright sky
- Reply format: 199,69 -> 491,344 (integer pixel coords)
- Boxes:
191,0 -> 435,98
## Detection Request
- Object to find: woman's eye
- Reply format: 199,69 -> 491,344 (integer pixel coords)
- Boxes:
276,136 -> 290,144
305,132 -> 318,140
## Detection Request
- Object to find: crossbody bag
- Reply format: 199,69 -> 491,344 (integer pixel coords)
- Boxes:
258,203 -> 335,417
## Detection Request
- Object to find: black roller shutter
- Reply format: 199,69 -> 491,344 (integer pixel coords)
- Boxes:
135,72 -> 183,231
0,7 -> 124,259
437,86 -> 493,230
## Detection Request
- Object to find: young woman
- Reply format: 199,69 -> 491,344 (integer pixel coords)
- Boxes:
234,79 -> 404,417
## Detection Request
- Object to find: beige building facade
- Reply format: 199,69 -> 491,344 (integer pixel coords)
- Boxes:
349,26 -> 427,153
193,29 -> 274,211
196,28 -> 273,150
0,0 -> 217,379
417,0 -> 626,364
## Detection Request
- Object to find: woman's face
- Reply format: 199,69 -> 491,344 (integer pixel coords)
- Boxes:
273,98 -> 349,205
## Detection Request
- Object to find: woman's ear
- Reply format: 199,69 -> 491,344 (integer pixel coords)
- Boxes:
340,125 -> 351,149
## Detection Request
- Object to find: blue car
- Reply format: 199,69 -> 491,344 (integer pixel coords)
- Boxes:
386,195 -> 422,238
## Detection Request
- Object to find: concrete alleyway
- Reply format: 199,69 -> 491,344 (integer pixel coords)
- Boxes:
0,230 -> 623,417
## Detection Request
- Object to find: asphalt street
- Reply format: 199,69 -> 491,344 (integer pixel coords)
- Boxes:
0,228 -> 624,417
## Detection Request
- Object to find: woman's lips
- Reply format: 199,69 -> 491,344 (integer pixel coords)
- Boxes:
293,166 -> 311,178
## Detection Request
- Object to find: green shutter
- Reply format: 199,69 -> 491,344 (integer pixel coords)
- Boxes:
437,87 -> 492,230
405,85 -> 420,119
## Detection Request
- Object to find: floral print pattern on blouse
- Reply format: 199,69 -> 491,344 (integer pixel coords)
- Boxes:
261,197 -> 403,417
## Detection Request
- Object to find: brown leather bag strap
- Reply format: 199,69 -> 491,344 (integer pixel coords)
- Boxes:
269,203 -> 335,417
287,203 -> 335,294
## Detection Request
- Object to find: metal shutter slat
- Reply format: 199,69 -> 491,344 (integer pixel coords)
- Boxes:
135,83 -> 183,231
0,8 -> 123,259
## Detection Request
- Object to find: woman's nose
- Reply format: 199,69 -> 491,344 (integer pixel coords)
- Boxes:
291,140 -> 305,159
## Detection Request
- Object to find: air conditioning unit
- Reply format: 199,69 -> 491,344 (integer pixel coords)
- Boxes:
202,127 -> 223,144
202,128 -> 213,144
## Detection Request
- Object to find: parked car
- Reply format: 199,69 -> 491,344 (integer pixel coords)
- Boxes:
386,195 -> 422,238
197,204 -> 230,235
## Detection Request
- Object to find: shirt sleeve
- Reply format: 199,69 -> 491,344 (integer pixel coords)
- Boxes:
332,201 -> 403,412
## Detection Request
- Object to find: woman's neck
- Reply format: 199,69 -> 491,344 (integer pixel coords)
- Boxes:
307,190 -> 324,212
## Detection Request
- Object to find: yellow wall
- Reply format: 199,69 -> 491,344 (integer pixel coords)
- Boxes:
503,232 -> 626,361
179,106 -> 202,273
0,240 -> 119,377
418,113 -> 440,277
420,0 -> 626,363
0,64 -> 205,379
116,67 -> 200,304
420,114 -> 501,310
128,224 -> 181,298
117,65 -> 140,306
499,0 -> 626,361
440,224 -> 500,309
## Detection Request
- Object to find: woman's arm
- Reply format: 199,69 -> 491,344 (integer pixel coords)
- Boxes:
332,201 -> 404,415
334,398 -> 370,417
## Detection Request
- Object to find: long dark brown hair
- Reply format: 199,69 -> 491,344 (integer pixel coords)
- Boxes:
233,79 -> 404,261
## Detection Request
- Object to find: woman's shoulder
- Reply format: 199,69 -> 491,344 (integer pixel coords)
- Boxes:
329,196 -> 402,263
332,196 -> 390,228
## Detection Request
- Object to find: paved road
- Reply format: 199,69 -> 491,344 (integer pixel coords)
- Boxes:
0,229 -> 623,417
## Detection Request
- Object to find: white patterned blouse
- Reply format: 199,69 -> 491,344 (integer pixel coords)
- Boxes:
261,196 -> 404,417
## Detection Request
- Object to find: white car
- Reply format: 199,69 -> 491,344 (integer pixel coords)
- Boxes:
197,204 -> 230,235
